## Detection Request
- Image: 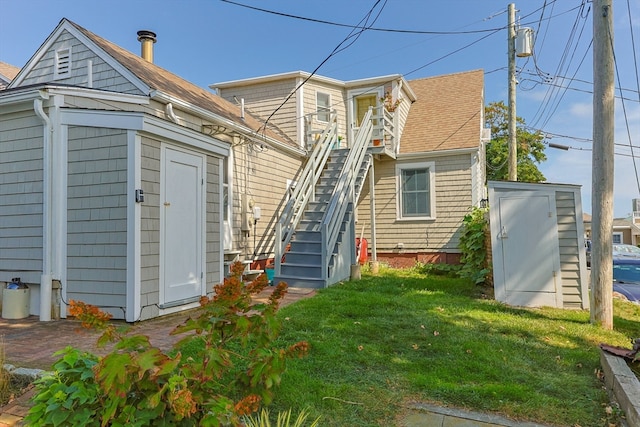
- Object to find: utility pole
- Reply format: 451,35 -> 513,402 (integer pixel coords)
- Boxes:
591,0 -> 614,329
508,3 -> 517,181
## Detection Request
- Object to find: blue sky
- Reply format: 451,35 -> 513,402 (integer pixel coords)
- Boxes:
1,0 -> 639,217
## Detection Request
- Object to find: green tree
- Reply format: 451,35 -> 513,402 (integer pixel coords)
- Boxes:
485,101 -> 547,182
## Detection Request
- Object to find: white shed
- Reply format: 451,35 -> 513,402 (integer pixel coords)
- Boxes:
488,181 -> 589,309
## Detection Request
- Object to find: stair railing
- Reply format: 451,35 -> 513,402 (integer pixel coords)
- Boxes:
320,107 -> 374,282
274,111 -> 338,276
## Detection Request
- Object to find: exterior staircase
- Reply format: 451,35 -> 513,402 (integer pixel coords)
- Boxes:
273,109 -> 374,288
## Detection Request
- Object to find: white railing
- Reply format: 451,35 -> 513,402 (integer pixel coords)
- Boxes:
274,111 -> 338,275
371,105 -> 396,153
320,108 -> 374,282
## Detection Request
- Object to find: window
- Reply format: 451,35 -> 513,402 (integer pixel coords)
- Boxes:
396,162 -> 435,220
54,47 -> 71,79
316,92 -> 330,122
613,232 -> 623,244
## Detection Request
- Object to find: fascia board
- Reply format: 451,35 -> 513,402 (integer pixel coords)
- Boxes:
210,70 -> 346,90
47,86 -> 149,105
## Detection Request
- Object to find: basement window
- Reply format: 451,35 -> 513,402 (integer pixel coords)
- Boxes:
54,47 -> 71,79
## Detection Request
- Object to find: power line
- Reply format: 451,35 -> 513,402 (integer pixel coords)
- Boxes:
258,0 -> 387,134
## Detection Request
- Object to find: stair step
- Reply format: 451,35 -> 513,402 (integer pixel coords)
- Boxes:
272,274 -> 327,289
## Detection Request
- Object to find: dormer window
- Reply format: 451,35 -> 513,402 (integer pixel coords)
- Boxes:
54,47 -> 71,79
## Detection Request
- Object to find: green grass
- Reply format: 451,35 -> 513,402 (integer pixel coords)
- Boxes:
264,266 -> 640,426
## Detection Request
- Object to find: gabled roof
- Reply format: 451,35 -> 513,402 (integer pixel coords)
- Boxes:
8,19 -> 291,146
0,61 -> 20,89
401,69 -> 484,154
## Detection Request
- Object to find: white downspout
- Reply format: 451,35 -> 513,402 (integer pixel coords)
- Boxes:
165,102 -> 179,123
34,98 -> 53,321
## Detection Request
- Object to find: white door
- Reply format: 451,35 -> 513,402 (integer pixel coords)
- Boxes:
161,147 -> 204,307
495,193 -> 561,307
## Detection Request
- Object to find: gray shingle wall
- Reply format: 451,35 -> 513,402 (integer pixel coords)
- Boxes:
66,126 -> 128,315
19,29 -> 143,95
206,154 -> 221,294
0,111 -> 44,283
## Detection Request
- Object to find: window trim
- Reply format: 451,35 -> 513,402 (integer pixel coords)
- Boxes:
613,232 -> 623,244
395,161 -> 436,221
316,91 -> 331,123
54,47 -> 72,79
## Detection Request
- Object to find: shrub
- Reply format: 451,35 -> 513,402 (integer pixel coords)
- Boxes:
26,262 -> 309,426
458,206 -> 491,285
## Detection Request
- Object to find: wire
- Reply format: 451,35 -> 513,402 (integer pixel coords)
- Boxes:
607,15 -> 640,195
258,0 -> 387,134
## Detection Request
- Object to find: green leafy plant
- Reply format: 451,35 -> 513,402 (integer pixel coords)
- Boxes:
458,206 -> 491,285
25,262 -> 309,426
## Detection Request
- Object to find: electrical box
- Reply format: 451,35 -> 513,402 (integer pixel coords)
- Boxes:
253,206 -> 261,221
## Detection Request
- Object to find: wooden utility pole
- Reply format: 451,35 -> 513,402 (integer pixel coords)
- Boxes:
508,3 -> 517,181
591,0 -> 614,329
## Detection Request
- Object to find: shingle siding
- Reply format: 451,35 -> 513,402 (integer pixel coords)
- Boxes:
556,190 -> 584,308
357,153 -> 472,254
66,126 -> 128,313
0,111 -> 44,283
140,138 -> 161,318
19,29 -> 143,94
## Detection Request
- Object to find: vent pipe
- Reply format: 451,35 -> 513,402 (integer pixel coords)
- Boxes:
137,30 -> 157,63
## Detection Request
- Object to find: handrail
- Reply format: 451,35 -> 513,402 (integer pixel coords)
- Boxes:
274,111 -> 338,275
320,108 -> 374,281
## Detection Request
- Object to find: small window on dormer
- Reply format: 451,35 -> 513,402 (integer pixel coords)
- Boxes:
55,47 -> 71,79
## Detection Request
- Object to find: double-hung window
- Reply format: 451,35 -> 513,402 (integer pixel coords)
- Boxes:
316,92 -> 330,122
396,161 -> 435,220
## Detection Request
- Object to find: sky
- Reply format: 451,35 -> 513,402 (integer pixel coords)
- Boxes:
1,0 -> 639,218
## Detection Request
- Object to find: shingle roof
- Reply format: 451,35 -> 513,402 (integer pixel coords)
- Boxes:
401,69 -> 484,154
65,20 -> 292,145
0,61 -> 20,89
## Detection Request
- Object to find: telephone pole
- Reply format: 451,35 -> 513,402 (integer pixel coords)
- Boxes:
508,3 -> 517,181
591,0 -> 614,329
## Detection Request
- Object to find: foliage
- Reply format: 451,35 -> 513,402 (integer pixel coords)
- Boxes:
25,262 -> 309,426
485,101 -> 547,182
416,261 -> 461,278
458,206 -> 491,285
243,408 -> 320,427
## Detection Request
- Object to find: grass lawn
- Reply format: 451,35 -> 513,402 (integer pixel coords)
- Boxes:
265,266 -> 640,426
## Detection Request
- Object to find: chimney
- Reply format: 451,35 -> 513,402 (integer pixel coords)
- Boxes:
137,30 -> 157,63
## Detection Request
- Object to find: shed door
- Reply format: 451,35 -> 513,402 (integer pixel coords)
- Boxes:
161,147 -> 204,307
495,193 -> 561,307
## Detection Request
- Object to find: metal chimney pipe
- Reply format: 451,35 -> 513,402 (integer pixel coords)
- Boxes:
137,30 -> 157,63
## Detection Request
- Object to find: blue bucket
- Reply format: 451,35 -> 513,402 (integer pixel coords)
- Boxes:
265,268 -> 275,285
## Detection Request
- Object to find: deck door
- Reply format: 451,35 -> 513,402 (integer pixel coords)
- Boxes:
160,146 -> 204,307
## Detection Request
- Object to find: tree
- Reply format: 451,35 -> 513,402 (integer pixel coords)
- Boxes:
484,101 -> 547,182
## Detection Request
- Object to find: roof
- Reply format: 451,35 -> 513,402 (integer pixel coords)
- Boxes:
0,61 -> 20,88
61,20 -> 292,146
401,69 -> 484,154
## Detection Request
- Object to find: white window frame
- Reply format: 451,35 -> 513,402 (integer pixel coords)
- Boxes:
316,91 -> 331,122
613,232 -> 623,244
54,47 -> 72,79
396,161 -> 436,221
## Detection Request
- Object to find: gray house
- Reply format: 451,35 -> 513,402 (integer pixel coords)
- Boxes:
0,19 -> 292,321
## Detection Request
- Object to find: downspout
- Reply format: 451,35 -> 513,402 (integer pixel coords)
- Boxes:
34,98 -> 53,321
165,102 -> 178,123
